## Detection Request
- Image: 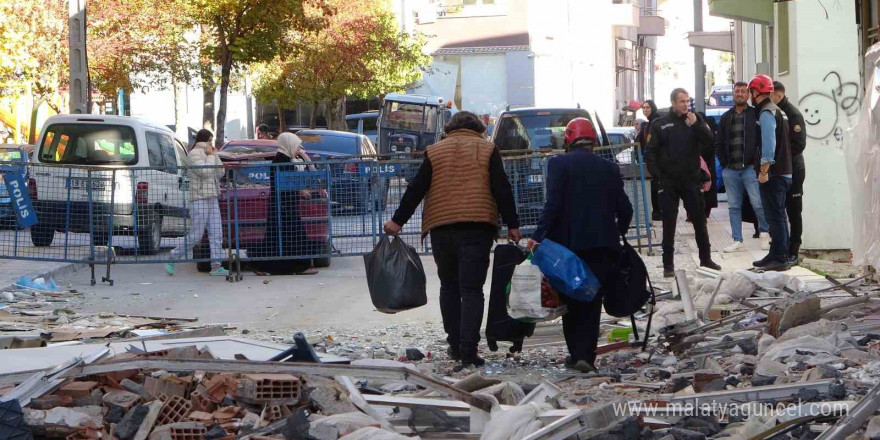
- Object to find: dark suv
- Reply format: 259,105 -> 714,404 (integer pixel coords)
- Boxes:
490,108 -> 596,230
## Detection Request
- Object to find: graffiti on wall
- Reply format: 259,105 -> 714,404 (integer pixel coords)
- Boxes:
798,71 -> 861,145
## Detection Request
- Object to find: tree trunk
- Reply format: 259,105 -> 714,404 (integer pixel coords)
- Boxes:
323,98 -> 347,131
215,53 -> 232,149
277,103 -> 286,133
199,25 -> 216,132
173,80 -> 188,142
309,101 -> 318,129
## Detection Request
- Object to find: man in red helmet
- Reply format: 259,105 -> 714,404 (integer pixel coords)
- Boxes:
645,88 -> 721,278
749,74 -> 794,272
528,117 -> 633,373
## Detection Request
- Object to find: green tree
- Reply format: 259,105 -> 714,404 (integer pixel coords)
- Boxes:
179,0 -> 328,146
254,0 -> 430,130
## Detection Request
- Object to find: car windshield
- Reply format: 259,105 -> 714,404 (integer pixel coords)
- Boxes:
494,112 -> 587,150
222,143 -> 278,155
382,102 -> 426,131
38,124 -> 137,165
299,133 -> 358,155
712,92 -> 734,106
346,119 -> 359,132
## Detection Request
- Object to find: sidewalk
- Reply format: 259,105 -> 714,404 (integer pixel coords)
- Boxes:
642,200 -> 824,284
0,258 -> 82,291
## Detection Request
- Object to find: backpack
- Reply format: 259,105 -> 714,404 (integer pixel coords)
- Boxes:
604,237 -> 656,350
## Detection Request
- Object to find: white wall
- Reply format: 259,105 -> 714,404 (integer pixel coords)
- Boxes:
778,1 -> 860,250
528,0 -> 616,124
129,86 -> 253,143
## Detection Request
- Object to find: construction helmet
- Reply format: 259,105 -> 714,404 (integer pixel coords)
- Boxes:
564,118 -> 598,146
748,74 -> 775,95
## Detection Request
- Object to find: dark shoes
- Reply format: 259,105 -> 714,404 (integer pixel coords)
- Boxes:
564,356 -> 598,374
788,254 -> 800,266
447,345 -> 461,361
453,354 -> 485,372
753,255 -> 791,272
700,260 -> 722,271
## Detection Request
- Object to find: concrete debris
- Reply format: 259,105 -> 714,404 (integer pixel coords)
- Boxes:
3,269 -> 880,440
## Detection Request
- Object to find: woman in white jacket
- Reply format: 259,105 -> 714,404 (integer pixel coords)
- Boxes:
166,129 -> 227,277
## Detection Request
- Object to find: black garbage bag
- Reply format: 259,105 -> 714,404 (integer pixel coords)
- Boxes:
485,243 -> 535,352
364,237 -> 427,314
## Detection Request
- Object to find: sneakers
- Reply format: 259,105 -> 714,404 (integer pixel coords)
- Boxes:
210,267 -> 229,277
788,254 -> 800,266
663,266 -> 675,278
723,241 -> 744,253
165,263 -> 175,276
759,233 -> 771,250
700,260 -> 722,271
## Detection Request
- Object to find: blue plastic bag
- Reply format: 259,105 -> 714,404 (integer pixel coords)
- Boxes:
532,239 -> 600,302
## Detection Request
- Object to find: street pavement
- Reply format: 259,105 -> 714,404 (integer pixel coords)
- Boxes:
2,200 -> 824,333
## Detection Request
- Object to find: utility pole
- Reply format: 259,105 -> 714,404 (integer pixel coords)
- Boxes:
68,0 -> 89,114
693,0 -> 705,113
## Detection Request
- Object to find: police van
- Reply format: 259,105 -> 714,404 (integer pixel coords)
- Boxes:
29,115 -> 192,254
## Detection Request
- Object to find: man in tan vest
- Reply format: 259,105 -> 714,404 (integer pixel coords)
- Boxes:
384,111 -> 520,370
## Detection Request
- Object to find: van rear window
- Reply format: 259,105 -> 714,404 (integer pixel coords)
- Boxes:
39,124 -> 137,165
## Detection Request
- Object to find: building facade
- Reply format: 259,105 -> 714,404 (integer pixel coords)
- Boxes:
399,0 -> 664,126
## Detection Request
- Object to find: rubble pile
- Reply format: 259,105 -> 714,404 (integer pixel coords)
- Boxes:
4,269 -> 880,439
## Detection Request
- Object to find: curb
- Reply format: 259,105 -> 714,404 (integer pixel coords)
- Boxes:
2,261 -> 87,291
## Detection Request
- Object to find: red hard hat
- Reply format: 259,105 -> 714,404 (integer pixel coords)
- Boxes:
748,74 -> 774,94
564,118 -> 598,146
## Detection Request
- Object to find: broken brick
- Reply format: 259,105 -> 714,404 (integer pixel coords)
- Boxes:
202,375 -> 236,403
102,390 -> 142,411
156,395 -> 193,426
188,412 -> 214,423
57,381 -> 99,399
122,378 -> 154,400
30,394 -> 74,410
149,422 -> 206,440
145,377 -> 188,400
190,391 -> 215,414
234,374 -> 302,404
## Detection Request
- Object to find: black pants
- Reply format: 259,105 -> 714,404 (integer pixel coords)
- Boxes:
660,181 -> 711,267
786,167 -> 805,256
561,248 -> 619,365
430,224 -> 495,356
651,178 -> 662,219
760,176 -> 792,262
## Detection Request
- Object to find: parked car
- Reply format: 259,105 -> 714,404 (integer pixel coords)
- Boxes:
345,111 -> 379,144
490,107 -> 600,227
708,84 -> 734,109
29,115 -> 191,254
603,127 -> 639,171
210,138 -> 330,271
0,144 -> 30,227
296,130 -> 388,214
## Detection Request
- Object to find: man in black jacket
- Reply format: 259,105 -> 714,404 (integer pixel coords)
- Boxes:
646,88 -> 721,278
772,81 -> 807,264
716,82 -> 770,253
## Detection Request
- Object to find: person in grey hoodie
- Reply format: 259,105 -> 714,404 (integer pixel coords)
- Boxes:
166,129 -> 228,277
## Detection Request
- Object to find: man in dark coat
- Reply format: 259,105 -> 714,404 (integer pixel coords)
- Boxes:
529,117 -> 633,373
645,88 -> 722,277
772,81 -> 807,264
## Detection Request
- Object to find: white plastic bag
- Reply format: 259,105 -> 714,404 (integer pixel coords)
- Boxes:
507,261 -> 546,320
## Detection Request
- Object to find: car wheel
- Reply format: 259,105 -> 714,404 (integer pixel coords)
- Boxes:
313,257 -> 331,268
138,213 -> 162,255
30,224 -> 54,247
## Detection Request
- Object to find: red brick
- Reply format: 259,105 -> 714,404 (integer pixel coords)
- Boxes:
189,391 -> 215,414
57,381 -> 100,398
235,375 -> 302,403
156,396 -> 192,426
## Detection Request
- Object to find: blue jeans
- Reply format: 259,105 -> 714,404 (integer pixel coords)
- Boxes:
723,167 -> 769,242
760,176 -> 793,261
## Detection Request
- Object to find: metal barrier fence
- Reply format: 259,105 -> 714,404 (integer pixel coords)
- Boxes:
0,144 -> 652,284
